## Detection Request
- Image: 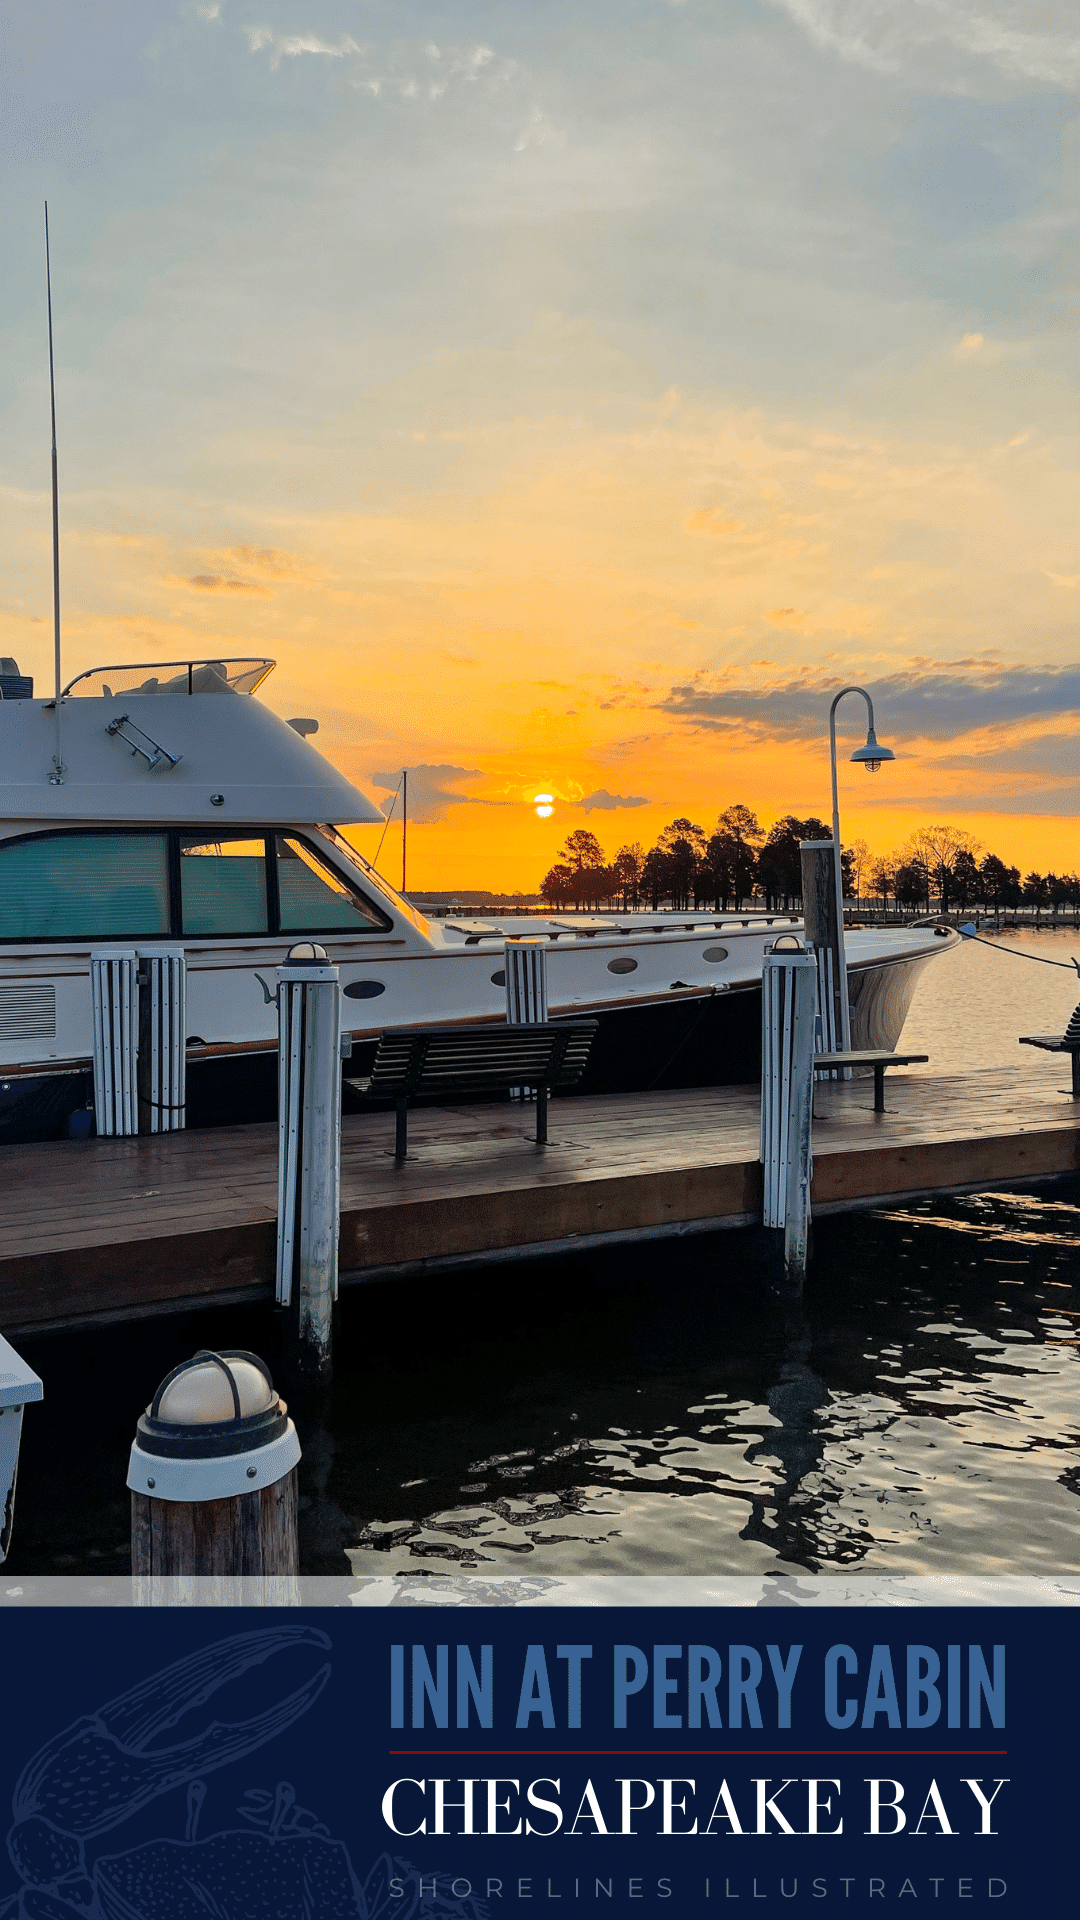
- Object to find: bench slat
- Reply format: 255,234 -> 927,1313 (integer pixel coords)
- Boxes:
813,1050 -> 928,1068
365,1021 -> 598,1157
366,1022 -> 597,1099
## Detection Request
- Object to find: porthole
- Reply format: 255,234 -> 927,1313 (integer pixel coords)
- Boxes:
491,969 -> 506,986
702,945 -> 729,963
343,979 -> 386,999
607,956 -> 638,974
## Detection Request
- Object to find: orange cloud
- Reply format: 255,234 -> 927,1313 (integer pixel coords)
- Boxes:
13,351 -> 1072,888
687,509 -> 745,536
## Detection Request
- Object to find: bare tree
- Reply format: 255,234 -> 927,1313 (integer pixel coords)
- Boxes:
905,825 -> 982,915
847,837 -> 871,904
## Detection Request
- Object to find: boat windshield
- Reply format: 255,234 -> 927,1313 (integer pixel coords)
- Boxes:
315,826 -> 432,938
62,658 -> 274,698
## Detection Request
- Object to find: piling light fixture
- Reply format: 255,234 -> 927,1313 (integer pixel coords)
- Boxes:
127,1349 -> 300,1502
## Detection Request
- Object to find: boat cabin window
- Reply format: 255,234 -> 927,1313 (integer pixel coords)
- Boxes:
0,832 -> 170,941
180,837 -> 269,935
275,835 -> 388,932
0,829 -> 391,941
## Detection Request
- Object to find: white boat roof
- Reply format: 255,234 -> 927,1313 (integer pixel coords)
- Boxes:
0,659 -> 383,825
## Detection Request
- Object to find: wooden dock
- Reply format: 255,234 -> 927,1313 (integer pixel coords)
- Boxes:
1,1062 -> 1076,1335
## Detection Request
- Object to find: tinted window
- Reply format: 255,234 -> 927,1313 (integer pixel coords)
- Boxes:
0,833 -> 170,940
275,836 -> 387,932
180,837 -> 268,935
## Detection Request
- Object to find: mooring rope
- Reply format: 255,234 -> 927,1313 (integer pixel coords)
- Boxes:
958,925 -> 1080,974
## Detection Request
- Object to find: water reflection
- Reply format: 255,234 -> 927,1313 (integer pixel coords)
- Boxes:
333,1184 -> 1080,1579
3,1184 -> 1077,1581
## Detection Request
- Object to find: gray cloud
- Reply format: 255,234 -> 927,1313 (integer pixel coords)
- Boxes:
875,786 -> 1078,816
657,660 -> 1080,744
372,763 -> 483,824
764,0 -> 1079,93
578,788 -> 649,812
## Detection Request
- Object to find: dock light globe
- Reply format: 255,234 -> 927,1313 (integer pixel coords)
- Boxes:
850,728 -> 895,774
127,1347 -> 300,1503
534,792 -> 554,818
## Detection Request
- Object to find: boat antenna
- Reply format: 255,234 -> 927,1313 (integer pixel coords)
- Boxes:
402,767 -> 408,894
45,202 -> 65,785
370,773 -> 402,871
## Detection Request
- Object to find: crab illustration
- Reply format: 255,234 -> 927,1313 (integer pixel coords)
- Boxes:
92,1777 -> 364,1920
3,1629 -> 483,1920
4,1627 -> 330,1920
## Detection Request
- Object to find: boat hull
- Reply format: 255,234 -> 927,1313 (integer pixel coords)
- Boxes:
0,944 -> 936,1140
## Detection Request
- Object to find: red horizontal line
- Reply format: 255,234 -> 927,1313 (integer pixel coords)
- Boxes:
388,1750 -> 1007,1758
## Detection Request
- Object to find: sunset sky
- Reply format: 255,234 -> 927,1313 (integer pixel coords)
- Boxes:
2,1 -> 1076,888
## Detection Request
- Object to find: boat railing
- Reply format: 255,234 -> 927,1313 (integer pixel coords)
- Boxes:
61,658 -> 274,699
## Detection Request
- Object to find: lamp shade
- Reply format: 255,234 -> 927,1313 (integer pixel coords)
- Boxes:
850,728 -> 895,772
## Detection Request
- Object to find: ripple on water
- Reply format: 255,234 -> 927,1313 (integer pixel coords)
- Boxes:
338,1186 -> 1080,1579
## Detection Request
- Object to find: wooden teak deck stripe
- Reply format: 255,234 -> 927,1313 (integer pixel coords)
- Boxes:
0,1063 -> 1076,1334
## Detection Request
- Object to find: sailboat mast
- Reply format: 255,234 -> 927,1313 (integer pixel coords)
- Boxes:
45,202 -> 64,784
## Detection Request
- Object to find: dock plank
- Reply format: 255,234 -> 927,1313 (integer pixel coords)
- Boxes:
0,1063 -> 1075,1333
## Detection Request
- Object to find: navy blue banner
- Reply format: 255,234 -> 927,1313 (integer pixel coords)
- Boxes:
0,1607 -> 1071,1917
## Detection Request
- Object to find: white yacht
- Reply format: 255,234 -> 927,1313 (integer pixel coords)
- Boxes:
0,654 -> 955,1141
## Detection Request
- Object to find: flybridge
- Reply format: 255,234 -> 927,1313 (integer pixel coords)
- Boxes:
0,656 -> 384,826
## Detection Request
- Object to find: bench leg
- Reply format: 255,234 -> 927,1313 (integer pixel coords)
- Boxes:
1072,1051 -> 1080,1099
536,1084 -> 548,1145
874,1064 -> 885,1113
395,1097 -> 408,1160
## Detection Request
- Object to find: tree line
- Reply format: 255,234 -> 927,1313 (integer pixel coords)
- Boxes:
539,811 -> 1080,916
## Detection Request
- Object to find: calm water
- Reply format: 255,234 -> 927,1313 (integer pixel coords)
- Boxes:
5,929 -> 1078,1581
898,925 -> 1079,1075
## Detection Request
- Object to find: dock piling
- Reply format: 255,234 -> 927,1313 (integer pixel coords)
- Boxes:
0,1332 -> 43,1565
760,942 -> 818,1296
505,936 -> 549,1102
90,946 -> 187,1135
137,946 -> 187,1133
505,936 -> 549,1023
128,1348 -> 300,1598
274,945 -> 342,1376
800,839 -> 845,1075
90,949 -> 139,1135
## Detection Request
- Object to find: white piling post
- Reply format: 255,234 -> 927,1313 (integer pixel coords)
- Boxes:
0,1332 -> 43,1566
505,937 -> 549,1102
90,949 -> 139,1135
137,946 -> 187,1132
505,937 -> 549,1023
275,945 -> 342,1376
760,943 -> 818,1295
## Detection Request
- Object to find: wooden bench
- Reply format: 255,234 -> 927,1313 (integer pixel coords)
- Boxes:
350,1021 -> 598,1158
814,1049 -> 929,1113
1019,1029 -> 1080,1097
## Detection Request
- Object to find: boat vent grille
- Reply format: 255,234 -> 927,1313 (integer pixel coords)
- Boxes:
0,984 -> 57,1041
